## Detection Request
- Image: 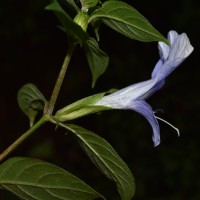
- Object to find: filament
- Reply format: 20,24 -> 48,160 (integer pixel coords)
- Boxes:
155,116 -> 180,137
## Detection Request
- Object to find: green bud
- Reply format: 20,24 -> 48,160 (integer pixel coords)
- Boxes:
81,0 -> 99,12
74,11 -> 89,31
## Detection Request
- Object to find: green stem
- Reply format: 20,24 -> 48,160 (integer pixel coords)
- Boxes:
0,116 -> 48,163
0,41 -> 76,163
0,43 -> 76,162
46,43 -> 76,115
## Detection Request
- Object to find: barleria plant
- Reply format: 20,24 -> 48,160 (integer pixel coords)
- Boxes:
0,0 -> 193,199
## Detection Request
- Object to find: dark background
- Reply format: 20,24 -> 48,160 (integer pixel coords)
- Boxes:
0,0 -> 199,199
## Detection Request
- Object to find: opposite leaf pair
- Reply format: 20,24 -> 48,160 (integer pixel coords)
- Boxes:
46,0 -> 169,87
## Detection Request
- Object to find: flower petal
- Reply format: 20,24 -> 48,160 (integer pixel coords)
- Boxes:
143,80 -> 165,100
167,30 -> 178,45
158,42 -> 169,60
169,32 -> 194,62
95,79 -> 157,108
151,31 -> 193,82
151,59 -> 163,79
128,99 -> 160,146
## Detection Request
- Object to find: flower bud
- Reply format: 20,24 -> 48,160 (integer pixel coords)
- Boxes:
74,11 -> 89,31
81,0 -> 99,12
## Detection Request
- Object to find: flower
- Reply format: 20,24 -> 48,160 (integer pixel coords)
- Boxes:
94,30 -> 194,146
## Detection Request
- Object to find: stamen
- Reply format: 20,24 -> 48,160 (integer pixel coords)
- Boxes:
155,116 -> 180,137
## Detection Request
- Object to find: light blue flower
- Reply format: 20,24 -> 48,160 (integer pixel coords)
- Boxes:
94,30 -> 194,146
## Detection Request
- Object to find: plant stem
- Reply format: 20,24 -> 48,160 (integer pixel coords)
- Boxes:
0,43 -> 76,163
0,116 -> 48,163
46,43 -> 76,115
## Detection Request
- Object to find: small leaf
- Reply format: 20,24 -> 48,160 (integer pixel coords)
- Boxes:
0,157 -> 105,200
45,0 -> 89,43
55,92 -> 111,121
84,37 -> 109,87
89,1 -> 168,43
17,83 -> 47,127
63,124 -> 135,200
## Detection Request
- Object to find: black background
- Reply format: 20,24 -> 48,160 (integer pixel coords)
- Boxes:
0,0 -> 199,199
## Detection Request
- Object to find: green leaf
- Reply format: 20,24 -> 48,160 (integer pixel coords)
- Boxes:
0,157 -> 105,200
63,124 -> 135,200
55,92 -> 111,121
45,0 -> 89,43
17,83 -> 47,127
89,1 -> 168,43
84,37 -> 109,87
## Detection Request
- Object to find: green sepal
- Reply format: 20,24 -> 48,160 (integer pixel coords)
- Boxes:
89,1 -> 169,44
17,83 -> 47,127
84,37 -> 109,87
74,11 -> 89,31
45,0 -> 89,44
55,92 -> 111,122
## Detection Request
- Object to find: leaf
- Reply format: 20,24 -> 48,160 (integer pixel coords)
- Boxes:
45,0 -> 89,43
84,37 -> 109,87
17,83 -> 47,127
55,92 -> 111,121
89,1 -> 169,44
63,124 -> 135,200
0,157 -> 105,200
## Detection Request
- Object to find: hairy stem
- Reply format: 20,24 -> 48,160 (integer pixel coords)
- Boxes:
45,43 -> 76,115
0,116 -> 48,162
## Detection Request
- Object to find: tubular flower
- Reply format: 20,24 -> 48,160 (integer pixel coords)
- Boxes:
94,30 -> 194,146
